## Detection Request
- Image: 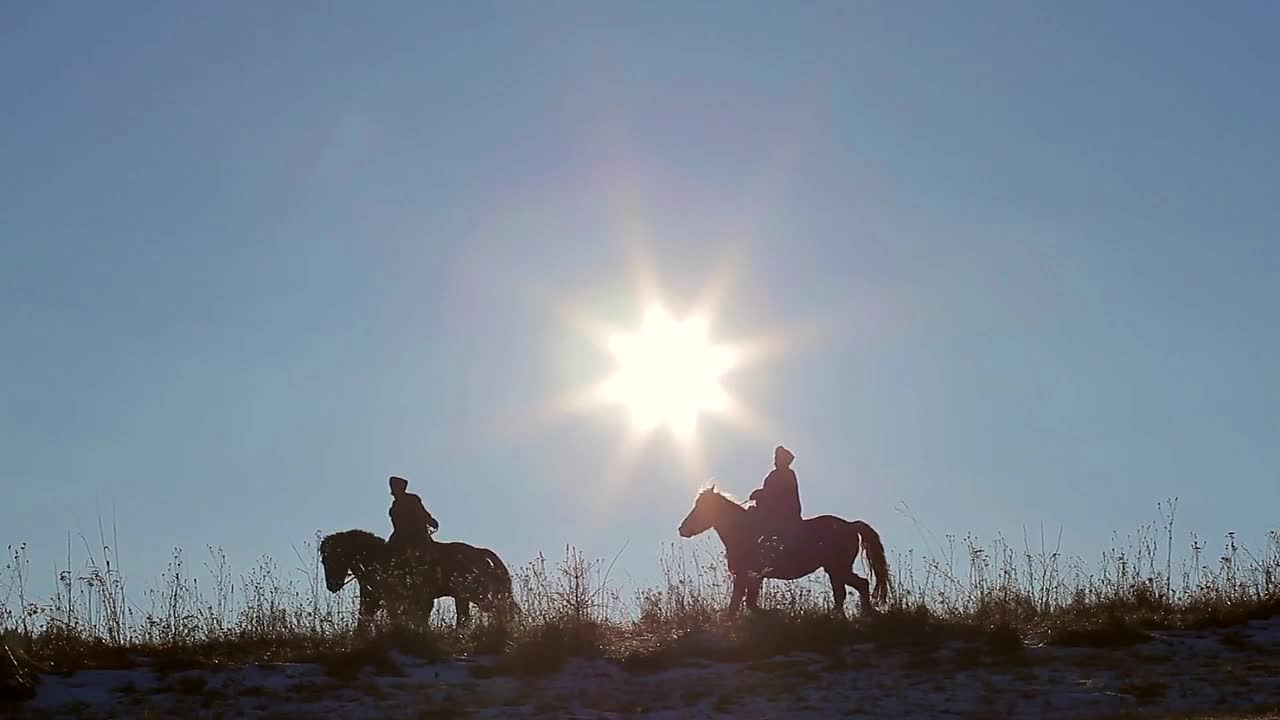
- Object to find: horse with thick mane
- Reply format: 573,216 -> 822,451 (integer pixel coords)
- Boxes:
319,529 -> 515,626
678,486 -> 890,615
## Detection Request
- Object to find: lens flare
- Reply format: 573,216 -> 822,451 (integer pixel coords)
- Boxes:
596,304 -> 739,439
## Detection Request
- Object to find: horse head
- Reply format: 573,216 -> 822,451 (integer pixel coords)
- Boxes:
679,485 -> 731,538
320,529 -> 384,593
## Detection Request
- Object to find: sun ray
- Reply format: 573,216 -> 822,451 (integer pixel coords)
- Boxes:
607,425 -> 652,482
712,393 -> 773,440
688,251 -> 744,323
672,424 -> 710,489
620,225 -> 665,312
553,301 -> 619,350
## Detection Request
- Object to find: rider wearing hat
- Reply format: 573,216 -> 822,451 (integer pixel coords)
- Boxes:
748,446 -> 804,566
387,475 -> 439,553
750,446 -> 802,525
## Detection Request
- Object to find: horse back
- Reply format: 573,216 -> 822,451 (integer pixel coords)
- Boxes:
803,514 -> 853,527
434,541 -> 507,571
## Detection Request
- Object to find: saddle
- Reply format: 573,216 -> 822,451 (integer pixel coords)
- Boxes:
745,507 -> 807,569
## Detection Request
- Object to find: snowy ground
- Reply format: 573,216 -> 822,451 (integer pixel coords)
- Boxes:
17,617 -> 1280,719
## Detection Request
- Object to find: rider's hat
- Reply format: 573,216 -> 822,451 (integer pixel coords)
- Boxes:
774,446 -> 795,466
389,475 -> 409,490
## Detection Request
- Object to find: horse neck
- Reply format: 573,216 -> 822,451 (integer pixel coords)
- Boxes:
710,494 -> 748,541
351,550 -> 388,591
344,534 -> 386,576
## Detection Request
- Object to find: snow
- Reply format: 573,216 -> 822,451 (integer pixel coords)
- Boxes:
18,617 -> 1280,718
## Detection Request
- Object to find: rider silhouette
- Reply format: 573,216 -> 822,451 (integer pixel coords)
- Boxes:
387,475 -> 439,553
748,446 -> 803,565
750,446 -> 802,524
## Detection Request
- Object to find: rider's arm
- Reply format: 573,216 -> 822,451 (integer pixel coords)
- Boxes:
410,495 -> 439,531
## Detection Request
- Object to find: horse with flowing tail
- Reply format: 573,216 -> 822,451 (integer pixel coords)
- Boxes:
319,529 -> 516,627
677,486 -> 890,616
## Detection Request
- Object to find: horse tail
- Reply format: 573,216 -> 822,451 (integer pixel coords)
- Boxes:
480,548 -> 518,616
850,520 -> 891,605
481,549 -> 512,592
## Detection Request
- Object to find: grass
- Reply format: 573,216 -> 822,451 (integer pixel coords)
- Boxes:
2,501 -> 1279,690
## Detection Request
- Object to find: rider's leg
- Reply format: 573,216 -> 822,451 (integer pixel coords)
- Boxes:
756,533 -> 784,574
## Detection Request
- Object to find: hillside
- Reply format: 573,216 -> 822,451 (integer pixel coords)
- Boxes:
15,615 -> 1280,719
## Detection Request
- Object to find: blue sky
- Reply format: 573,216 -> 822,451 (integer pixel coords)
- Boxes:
3,2 -> 1277,599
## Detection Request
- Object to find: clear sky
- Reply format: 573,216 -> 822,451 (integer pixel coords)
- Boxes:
3,2 -> 1277,600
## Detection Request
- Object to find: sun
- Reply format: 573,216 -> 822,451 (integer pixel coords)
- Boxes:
596,304 -> 739,439
536,253 -> 792,485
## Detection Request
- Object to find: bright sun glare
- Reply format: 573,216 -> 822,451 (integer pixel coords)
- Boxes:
545,253 -> 790,483
597,304 -> 738,439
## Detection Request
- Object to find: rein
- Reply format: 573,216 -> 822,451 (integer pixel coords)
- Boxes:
340,558 -> 368,591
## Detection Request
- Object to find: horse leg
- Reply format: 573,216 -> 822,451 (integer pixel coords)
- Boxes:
728,576 -> 747,615
357,604 -> 378,634
423,595 -> 437,626
745,577 -> 763,611
847,572 -> 875,615
357,587 -> 381,633
827,568 -> 847,616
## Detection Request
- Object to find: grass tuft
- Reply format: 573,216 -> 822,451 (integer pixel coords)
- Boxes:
486,620 -> 605,676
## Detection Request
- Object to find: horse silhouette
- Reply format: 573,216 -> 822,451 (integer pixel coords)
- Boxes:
319,529 -> 515,627
678,486 -> 890,615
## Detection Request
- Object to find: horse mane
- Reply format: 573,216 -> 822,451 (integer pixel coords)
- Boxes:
697,483 -> 744,505
320,528 -> 386,553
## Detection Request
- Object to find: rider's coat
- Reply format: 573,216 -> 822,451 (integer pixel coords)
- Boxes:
388,492 -> 439,547
752,467 -> 802,524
